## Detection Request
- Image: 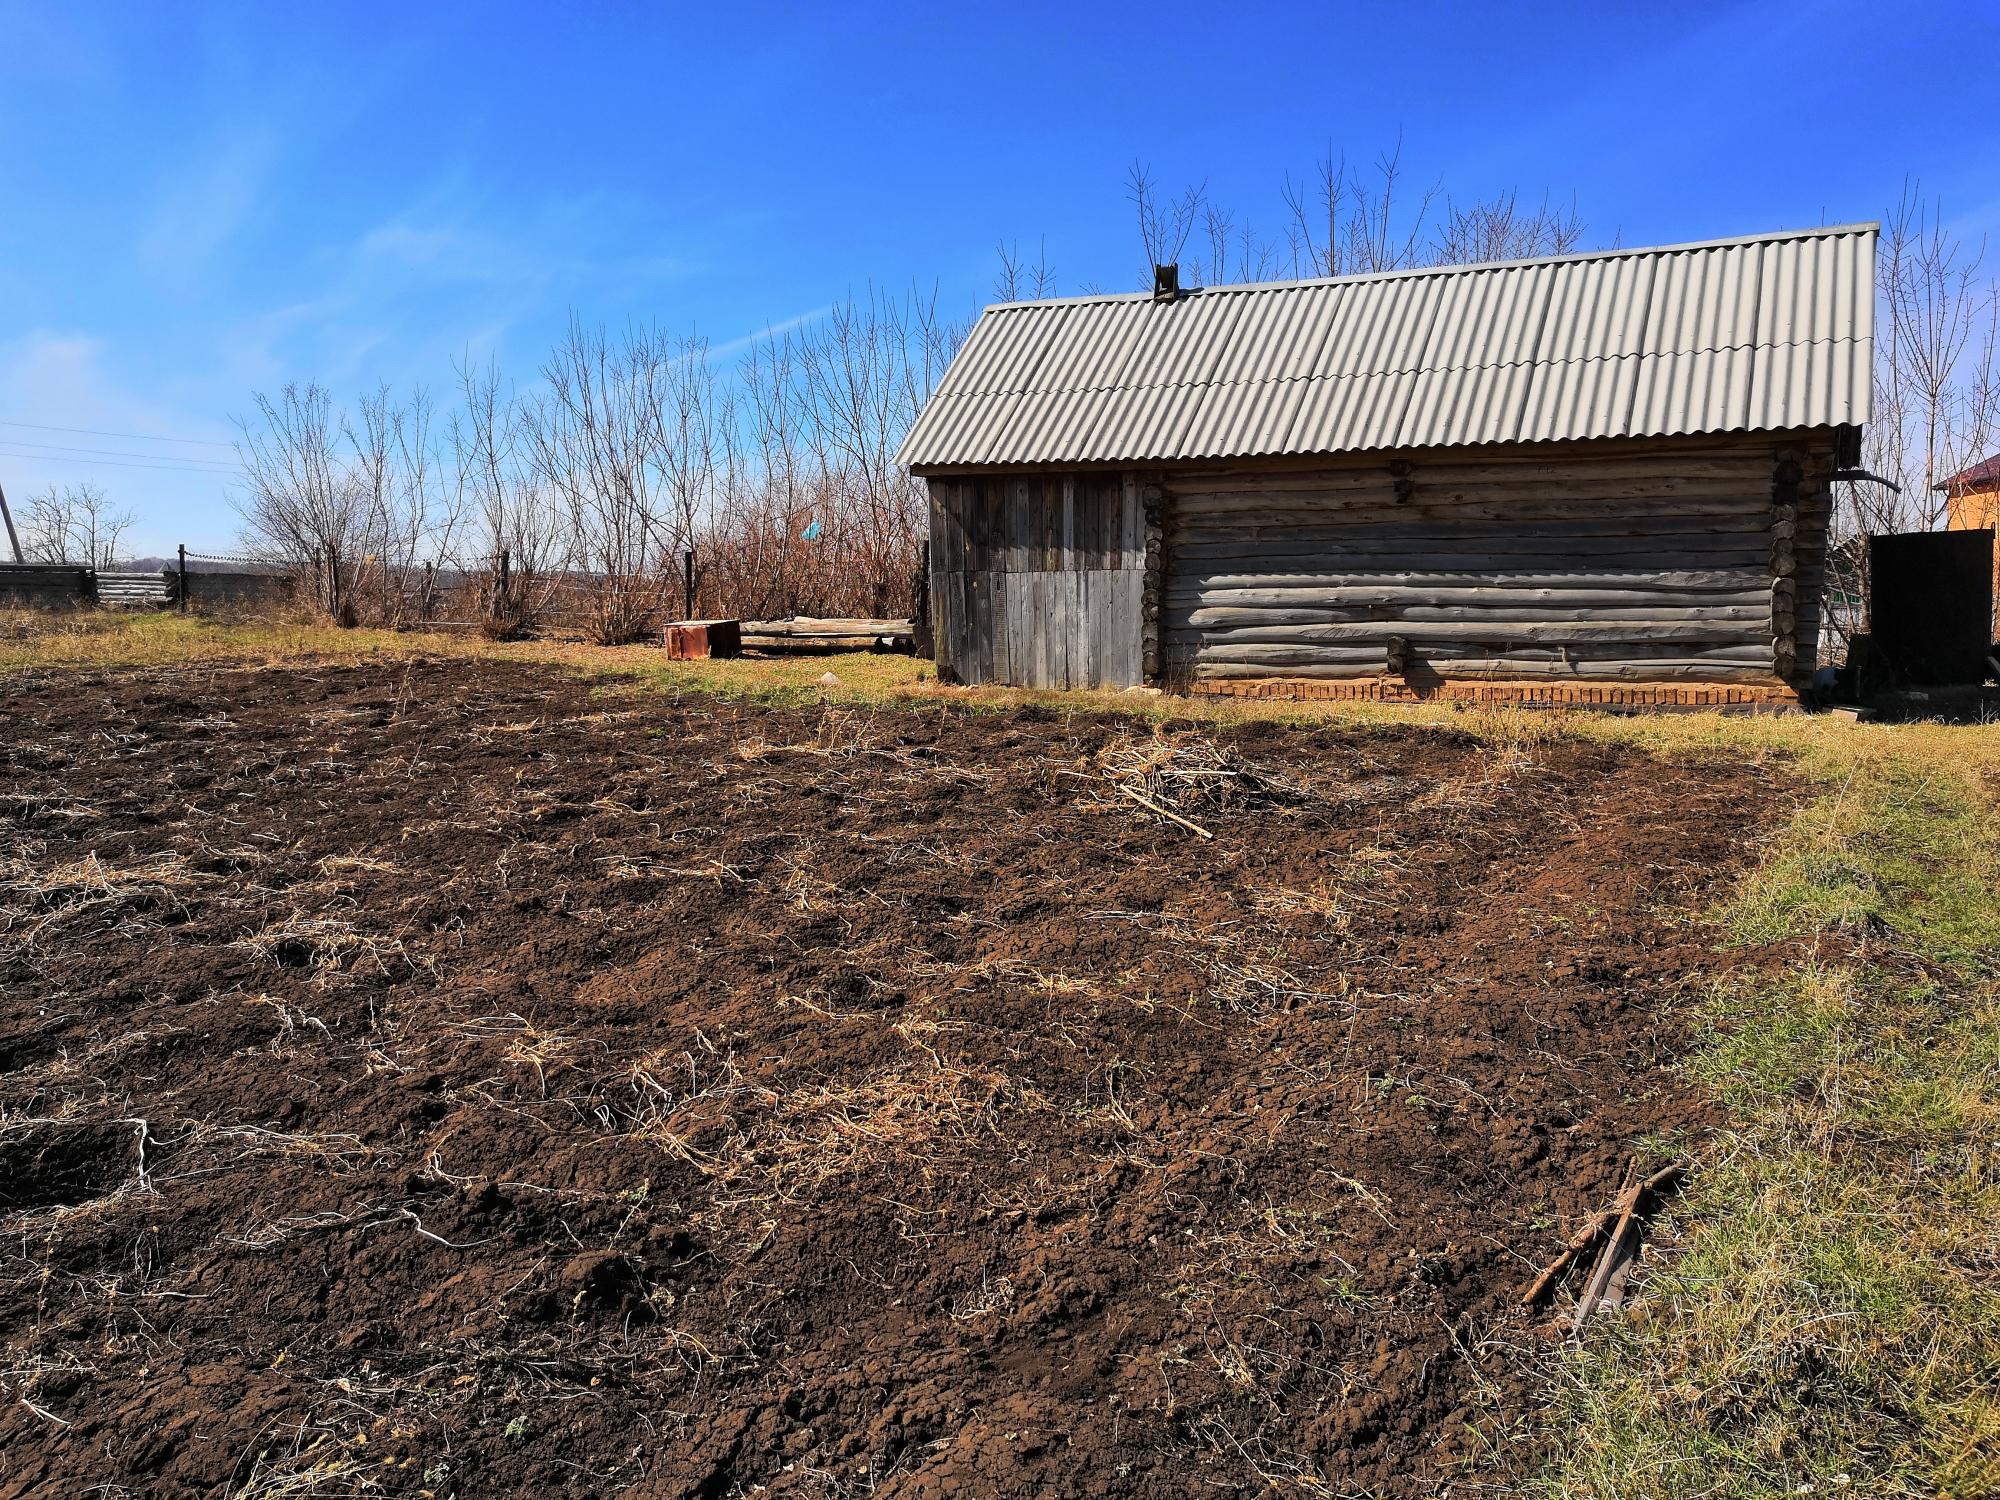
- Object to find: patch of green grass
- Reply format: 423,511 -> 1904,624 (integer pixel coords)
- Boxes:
1536,747 -> 2000,1500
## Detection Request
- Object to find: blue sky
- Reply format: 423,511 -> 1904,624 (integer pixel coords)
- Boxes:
3,0 -> 1997,554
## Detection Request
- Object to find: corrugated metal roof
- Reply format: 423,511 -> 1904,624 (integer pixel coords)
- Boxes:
897,224 -> 1876,470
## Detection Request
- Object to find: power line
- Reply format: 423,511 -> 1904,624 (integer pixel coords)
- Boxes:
0,448 -> 243,479
0,417 -> 237,449
0,438 -> 242,472
0,448 -> 239,476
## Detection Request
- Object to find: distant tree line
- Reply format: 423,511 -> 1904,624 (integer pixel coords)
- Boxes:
233,289 -> 958,641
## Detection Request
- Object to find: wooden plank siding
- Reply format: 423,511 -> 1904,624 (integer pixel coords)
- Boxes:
927,474 -> 1145,689
924,429 -> 1838,695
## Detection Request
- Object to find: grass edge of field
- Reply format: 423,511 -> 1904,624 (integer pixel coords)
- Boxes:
1529,735 -> 2000,1498
4,610 -> 1983,760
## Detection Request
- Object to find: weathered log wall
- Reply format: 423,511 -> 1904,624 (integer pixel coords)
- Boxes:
927,473 -> 1145,689
1162,431 -> 1836,687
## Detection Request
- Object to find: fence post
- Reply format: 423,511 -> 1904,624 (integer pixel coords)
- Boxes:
177,544 -> 188,614
683,549 -> 695,621
913,541 -> 933,659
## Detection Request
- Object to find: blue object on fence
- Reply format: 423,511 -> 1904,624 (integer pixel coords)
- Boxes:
801,519 -> 822,541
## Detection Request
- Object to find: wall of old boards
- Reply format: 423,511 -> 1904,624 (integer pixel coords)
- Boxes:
923,429 -> 1836,691
927,473 -> 1147,689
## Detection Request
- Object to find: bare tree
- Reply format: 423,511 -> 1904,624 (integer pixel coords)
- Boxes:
1875,185 -> 1999,526
1431,190 -> 1584,266
519,321 -> 680,644
653,332 -> 721,572
701,285 -> 959,620
344,385 -> 465,626
236,381 -> 470,625
1124,141 -> 1585,292
19,482 -> 134,569
235,383 -> 360,619
1128,161 -> 1203,279
452,359 -> 564,637
1823,185 -> 2000,657
1277,142 -> 1441,278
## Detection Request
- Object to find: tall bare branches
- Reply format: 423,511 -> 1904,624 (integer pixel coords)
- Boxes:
235,384 -> 359,617
450,360 -> 559,637
235,382 -> 469,625
345,386 -> 463,626
1129,161 -> 1203,277
233,282 -> 955,633
515,322 -> 680,643
1821,185 -> 2000,654
1124,142 -> 1584,291
19,482 -> 134,569
994,240 -> 1058,303
1869,185 -> 2000,527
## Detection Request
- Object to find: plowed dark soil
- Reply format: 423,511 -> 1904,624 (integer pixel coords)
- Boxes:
0,660 -> 1790,1497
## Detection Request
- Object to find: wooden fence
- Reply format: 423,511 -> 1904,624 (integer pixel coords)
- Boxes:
0,565 -> 93,608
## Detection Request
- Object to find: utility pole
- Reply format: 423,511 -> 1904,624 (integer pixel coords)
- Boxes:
0,475 -> 22,563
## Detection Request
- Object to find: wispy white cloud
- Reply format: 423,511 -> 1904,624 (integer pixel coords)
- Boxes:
705,304 -> 836,361
191,180 -> 712,390
348,195 -> 700,291
135,131 -> 280,281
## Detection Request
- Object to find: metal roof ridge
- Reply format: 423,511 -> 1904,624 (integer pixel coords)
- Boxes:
973,223 -> 1882,314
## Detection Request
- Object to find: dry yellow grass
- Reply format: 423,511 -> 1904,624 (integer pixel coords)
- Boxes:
5,607 -> 1989,764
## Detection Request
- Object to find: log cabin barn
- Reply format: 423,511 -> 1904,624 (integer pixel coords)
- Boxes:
898,224 -> 1877,708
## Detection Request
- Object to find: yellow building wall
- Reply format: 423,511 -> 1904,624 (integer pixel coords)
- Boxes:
1945,487 -> 1999,637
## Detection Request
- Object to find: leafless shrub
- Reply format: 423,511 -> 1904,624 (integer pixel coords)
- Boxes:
347,384 -> 465,627
701,285 -> 954,619
453,360 -> 563,639
235,382 -> 464,627
518,322 -> 677,644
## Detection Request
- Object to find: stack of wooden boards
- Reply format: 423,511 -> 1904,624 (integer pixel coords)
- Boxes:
665,617 -> 915,658
740,617 -> 914,654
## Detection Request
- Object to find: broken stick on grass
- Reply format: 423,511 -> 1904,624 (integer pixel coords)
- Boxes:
1521,1162 -> 1681,1316
1118,783 -> 1214,840
1565,1163 -> 1683,1336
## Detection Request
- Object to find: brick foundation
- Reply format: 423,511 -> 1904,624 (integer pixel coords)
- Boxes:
1190,676 -> 1801,711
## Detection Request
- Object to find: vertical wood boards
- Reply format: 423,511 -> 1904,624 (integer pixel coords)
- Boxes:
924,474 -> 1145,689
